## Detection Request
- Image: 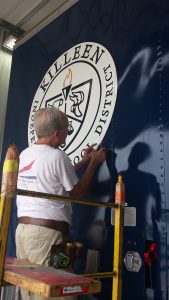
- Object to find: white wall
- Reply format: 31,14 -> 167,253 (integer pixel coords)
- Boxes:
0,29 -> 12,161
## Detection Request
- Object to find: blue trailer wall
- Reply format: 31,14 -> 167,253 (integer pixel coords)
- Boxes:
1,0 -> 169,300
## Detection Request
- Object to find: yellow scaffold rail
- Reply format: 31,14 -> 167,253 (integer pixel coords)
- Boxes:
0,145 -> 19,295
112,175 -> 125,300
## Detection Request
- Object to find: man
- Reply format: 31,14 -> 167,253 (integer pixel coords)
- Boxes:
16,107 -> 106,300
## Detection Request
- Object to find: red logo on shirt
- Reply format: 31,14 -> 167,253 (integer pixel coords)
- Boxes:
19,160 -> 35,173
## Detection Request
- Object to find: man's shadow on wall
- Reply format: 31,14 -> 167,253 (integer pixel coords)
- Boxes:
100,142 -> 161,300
121,142 -> 161,235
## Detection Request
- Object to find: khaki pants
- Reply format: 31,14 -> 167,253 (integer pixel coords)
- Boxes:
16,223 -> 77,300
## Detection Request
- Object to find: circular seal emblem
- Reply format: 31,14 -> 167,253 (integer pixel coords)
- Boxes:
28,42 -> 117,164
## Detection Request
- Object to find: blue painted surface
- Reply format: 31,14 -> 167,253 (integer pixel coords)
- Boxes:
1,0 -> 169,299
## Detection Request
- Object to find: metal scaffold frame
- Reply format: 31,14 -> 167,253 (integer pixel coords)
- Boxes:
0,144 -> 125,300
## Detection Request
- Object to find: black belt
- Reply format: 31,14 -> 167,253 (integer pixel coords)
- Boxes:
19,217 -> 70,235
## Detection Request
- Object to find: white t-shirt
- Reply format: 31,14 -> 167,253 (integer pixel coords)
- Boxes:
17,144 -> 78,224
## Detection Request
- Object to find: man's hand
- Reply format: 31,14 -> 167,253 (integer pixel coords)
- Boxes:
83,143 -> 97,162
74,144 -> 97,171
90,148 -> 106,165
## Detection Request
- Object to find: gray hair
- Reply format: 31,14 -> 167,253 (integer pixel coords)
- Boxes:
33,107 -> 68,138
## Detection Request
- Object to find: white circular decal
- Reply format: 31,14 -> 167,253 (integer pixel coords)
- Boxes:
28,42 -> 117,164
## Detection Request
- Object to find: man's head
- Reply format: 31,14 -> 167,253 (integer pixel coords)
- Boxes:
33,107 -> 68,147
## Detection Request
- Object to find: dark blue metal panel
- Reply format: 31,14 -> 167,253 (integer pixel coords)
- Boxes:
1,0 -> 169,299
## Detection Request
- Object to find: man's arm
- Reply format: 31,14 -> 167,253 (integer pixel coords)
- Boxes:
69,148 -> 106,198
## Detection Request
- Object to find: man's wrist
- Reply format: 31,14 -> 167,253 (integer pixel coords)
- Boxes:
89,157 -> 98,168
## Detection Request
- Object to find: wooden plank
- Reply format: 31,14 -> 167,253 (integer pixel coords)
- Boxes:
3,257 -> 101,298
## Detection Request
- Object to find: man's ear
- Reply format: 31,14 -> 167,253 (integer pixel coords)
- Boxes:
54,130 -> 60,138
